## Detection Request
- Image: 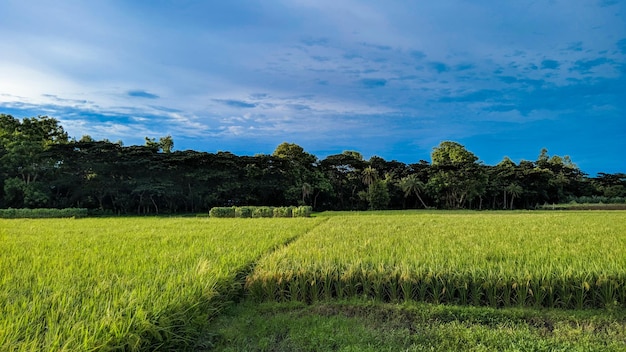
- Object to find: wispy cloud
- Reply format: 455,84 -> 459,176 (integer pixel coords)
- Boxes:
0,0 -> 624,174
128,90 -> 159,99
214,99 -> 257,108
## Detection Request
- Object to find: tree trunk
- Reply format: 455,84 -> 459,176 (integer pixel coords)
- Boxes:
313,191 -> 321,210
150,195 -> 159,214
416,192 -> 428,209
188,183 -> 194,213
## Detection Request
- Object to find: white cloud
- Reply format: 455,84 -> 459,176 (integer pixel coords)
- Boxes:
0,0 -> 623,172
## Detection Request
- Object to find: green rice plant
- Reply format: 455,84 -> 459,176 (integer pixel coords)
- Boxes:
452,273 -> 469,305
399,267 -> 415,302
416,272 -> 432,302
595,275 -> 620,308
386,267 -> 401,302
0,217 -> 322,351
513,277 -> 531,308
469,276 -> 483,306
322,268 -> 336,300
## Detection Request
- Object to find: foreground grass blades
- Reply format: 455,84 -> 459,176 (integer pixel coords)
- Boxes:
0,217 -> 323,351
208,300 -> 626,351
247,211 -> 626,308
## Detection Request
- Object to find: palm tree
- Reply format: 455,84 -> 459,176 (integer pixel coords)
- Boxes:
506,183 -> 523,209
361,166 -> 378,187
399,174 -> 428,209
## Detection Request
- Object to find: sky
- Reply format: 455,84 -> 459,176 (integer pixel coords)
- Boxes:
1,0 -> 625,175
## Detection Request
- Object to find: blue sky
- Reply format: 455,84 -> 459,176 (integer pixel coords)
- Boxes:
1,0 -> 624,175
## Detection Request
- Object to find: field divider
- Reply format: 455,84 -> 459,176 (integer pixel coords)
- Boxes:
221,217 -> 331,300
199,217 -> 332,337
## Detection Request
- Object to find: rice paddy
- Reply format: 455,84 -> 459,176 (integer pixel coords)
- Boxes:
1,211 -> 625,350
247,211 -> 626,308
0,217 -> 322,351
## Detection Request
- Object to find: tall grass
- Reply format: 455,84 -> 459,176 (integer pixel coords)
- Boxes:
0,217 -> 321,351
246,211 -> 626,309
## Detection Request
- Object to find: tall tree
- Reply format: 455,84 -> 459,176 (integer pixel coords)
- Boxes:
273,142 -> 317,205
319,152 -> 367,210
0,115 -> 68,207
427,141 -> 486,209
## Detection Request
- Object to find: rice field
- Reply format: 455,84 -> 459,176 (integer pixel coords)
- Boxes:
246,211 -> 626,309
2,211 -> 625,351
0,217 -> 322,351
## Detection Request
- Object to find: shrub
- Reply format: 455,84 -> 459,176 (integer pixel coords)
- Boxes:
0,208 -> 88,219
210,206 -> 311,218
235,206 -> 253,218
273,207 -> 294,218
252,207 -> 274,218
293,206 -> 312,217
209,207 -> 236,218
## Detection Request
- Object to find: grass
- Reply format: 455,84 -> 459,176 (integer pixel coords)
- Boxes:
0,217 -> 323,351
207,299 -> 626,351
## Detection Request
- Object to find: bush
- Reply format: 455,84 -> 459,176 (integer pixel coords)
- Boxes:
252,207 -> 274,218
209,207 -> 236,218
0,208 -> 88,219
273,207 -> 294,218
235,206 -> 253,218
209,206 -> 311,218
293,206 -> 312,217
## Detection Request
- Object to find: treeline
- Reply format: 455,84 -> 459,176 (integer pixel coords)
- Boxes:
1,114 -> 625,214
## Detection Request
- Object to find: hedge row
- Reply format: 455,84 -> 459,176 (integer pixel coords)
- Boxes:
0,208 -> 89,218
209,206 -> 312,218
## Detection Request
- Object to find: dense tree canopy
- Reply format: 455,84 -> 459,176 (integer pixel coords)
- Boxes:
1,114 -> 624,214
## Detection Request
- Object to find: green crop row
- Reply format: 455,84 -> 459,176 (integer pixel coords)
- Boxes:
209,206 -> 312,218
246,211 -> 626,309
0,207 -> 88,218
0,217 -> 322,351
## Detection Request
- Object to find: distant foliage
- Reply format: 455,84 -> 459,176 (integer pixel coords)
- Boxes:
0,208 -> 88,218
566,196 -> 626,204
2,114 -> 625,213
209,206 -> 311,218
